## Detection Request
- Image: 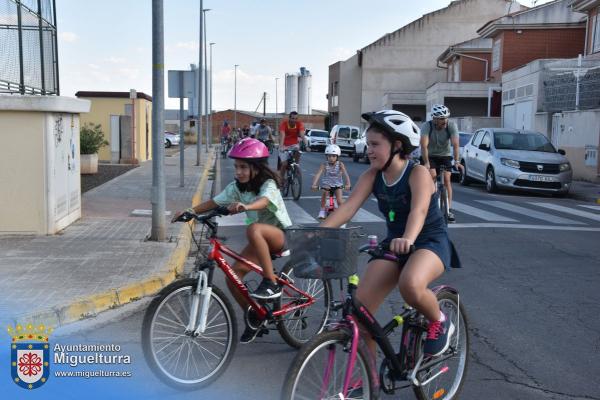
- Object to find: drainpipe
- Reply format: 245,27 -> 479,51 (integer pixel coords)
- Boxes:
450,51 -> 489,81
487,86 -> 502,117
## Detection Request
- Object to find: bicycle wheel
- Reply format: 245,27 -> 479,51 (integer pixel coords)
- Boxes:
291,167 -> 302,201
413,289 -> 469,400
282,169 -> 291,197
276,264 -> 332,348
439,185 -> 449,226
142,278 -> 237,390
281,330 -> 376,400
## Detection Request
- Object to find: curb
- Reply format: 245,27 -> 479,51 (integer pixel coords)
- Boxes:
17,150 -> 217,329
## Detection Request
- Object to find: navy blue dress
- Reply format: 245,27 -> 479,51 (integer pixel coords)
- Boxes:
372,161 -> 461,270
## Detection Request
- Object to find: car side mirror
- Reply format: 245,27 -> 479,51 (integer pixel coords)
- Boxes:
479,143 -> 490,151
558,149 -> 566,155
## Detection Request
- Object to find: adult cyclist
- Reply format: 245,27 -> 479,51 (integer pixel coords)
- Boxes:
420,104 -> 463,223
278,111 -> 305,182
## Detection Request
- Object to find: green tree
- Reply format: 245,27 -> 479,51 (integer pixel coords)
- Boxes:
80,123 -> 108,155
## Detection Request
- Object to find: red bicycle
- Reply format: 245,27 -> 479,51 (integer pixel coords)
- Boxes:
142,207 -> 332,390
318,185 -> 345,219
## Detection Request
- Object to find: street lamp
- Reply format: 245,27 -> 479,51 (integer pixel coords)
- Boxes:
234,64 -> 239,131
275,77 -> 279,139
209,42 -> 215,148
196,0 -> 204,165
202,8 -> 210,152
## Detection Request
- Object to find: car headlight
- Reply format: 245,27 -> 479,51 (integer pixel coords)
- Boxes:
501,158 -> 520,169
559,162 -> 571,172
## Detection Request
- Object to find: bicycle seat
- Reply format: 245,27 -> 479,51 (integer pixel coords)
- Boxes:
271,249 -> 291,260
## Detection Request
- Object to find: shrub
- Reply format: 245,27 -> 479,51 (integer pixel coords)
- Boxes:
80,123 -> 108,155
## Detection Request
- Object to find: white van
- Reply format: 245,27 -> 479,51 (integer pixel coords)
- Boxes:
330,125 -> 360,156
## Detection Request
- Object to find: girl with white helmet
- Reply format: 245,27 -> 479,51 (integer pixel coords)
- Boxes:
172,138 -> 292,342
311,144 -> 351,219
321,110 -> 461,359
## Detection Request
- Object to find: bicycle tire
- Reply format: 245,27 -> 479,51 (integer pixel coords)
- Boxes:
282,169 -> 291,197
142,279 -> 237,390
439,185 -> 449,226
413,289 -> 469,400
281,329 -> 377,400
291,167 -> 302,201
276,264 -> 332,349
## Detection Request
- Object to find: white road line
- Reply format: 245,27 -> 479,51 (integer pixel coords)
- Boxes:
528,203 -> 600,223
451,201 -> 517,222
217,212 -> 247,226
476,200 -> 584,225
282,201 -> 318,225
351,208 -> 385,223
449,223 -> 600,231
578,205 -> 600,211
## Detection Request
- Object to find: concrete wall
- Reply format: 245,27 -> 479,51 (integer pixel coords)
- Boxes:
338,53 -> 363,127
359,0 -> 512,116
78,97 -> 153,163
551,109 -> 600,181
453,116 -> 501,132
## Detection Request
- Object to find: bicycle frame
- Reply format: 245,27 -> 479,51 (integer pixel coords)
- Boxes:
202,237 -> 316,321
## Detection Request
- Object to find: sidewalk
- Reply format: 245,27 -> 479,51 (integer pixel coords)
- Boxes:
0,145 -> 215,329
570,180 -> 600,204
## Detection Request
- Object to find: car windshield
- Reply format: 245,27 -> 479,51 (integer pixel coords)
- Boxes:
494,132 -> 556,152
459,134 -> 472,147
311,131 -> 329,138
337,127 -> 350,138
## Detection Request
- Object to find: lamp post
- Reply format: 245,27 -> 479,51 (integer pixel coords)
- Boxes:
209,42 -> 215,147
234,64 -> 239,131
202,8 -> 210,152
196,0 -> 204,165
275,77 -> 279,140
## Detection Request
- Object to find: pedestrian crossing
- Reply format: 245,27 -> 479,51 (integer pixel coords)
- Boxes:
216,197 -> 600,231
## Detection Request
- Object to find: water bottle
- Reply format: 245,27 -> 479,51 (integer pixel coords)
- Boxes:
368,235 -> 378,249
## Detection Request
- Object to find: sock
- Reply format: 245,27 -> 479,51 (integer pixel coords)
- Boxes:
438,311 -> 446,323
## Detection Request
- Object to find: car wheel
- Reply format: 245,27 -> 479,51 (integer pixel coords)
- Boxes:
486,167 -> 498,193
459,161 -> 470,186
165,139 -> 171,148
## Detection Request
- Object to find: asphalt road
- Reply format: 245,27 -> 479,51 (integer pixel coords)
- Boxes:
35,150 -> 600,400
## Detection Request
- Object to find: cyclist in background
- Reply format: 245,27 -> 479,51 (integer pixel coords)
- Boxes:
256,118 -> 274,145
419,104 -> 463,223
311,144 -> 351,219
278,111 -> 305,182
321,110 -> 461,358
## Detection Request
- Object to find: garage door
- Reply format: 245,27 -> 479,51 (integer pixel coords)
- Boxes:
515,101 -> 532,131
503,104 -> 515,128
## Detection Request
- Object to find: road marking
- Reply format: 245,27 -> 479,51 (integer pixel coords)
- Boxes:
351,208 -> 385,223
449,223 -> 600,231
528,203 -> 600,223
131,209 -> 172,217
476,200 -> 584,225
280,201 -> 317,225
451,201 -> 517,222
217,212 -> 247,226
578,205 -> 600,211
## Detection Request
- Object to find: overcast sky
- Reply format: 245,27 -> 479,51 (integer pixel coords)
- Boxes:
56,0 -> 554,113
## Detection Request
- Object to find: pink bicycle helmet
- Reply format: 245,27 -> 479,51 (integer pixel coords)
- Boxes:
228,137 -> 269,160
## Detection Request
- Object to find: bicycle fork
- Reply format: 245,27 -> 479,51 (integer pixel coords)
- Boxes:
185,270 -> 213,336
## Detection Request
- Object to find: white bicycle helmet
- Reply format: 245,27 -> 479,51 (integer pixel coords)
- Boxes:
325,144 -> 341,156
361,110 -> 421,152
431,104 -> 450,119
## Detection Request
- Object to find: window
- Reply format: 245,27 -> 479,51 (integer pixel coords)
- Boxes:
480,133 -> 492,149
492,39 -> 501,71
593,12 -> 600,53
472,131 -> 485,147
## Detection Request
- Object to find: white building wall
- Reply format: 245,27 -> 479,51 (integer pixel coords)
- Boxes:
338,54 -> 363,127
359,0 -> 515,115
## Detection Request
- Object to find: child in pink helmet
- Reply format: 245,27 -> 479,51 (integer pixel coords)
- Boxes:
173,138 -> 291,343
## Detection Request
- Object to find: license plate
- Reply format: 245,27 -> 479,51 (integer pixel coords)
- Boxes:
529,175 -> 556,182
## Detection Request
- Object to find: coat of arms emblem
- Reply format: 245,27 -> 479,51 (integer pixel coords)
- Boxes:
8,324 -> 53,390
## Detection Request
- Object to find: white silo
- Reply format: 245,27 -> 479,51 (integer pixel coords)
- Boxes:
285,73 -> 298,113
297,67 -> 312,115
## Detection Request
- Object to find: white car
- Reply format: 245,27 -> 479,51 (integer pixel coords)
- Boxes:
353,129 -> 369,163
304,129 -> 330,152
164,132 -> 181,148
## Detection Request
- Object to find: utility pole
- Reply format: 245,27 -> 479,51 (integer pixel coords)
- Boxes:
263,92 -> 266,116
209,42 -> 215,151
275,77 -> 279,138
151,0 -> 166,241
196,0 -> 203,165
203,9 -> 210,152
234,64 -> 239,130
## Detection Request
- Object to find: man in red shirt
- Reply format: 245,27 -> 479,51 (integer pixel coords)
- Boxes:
278,111 -> 306,180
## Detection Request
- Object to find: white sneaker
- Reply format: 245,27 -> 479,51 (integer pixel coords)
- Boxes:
317,210 -> 327,219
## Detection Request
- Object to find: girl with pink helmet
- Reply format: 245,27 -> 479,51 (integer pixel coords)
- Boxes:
173,138 -> 291,343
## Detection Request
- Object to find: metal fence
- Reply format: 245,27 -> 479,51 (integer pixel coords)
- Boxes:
0,0 -> 59,95
543,59 -> 600,113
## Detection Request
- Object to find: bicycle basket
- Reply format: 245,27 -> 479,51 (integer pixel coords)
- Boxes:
285,226 -> 362,279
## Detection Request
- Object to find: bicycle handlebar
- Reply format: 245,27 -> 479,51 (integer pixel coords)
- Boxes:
358,242 -> 415,262
174,206 -> 231,224
317,185 -> 345,191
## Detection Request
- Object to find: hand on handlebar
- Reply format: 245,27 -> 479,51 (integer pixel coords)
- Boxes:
389,238 -> 414,255
171,208 -> 194,223
227,202 -> 247,214
311,185 -> 318,191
